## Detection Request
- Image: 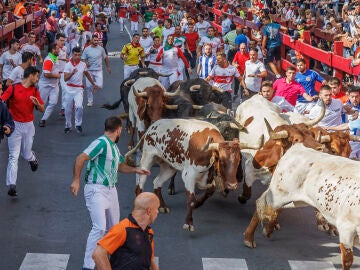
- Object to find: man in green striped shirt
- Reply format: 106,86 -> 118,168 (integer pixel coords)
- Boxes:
70,116 -> 150,270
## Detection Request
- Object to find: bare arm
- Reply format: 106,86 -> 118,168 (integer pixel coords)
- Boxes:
118,162 -> 151,175
92,245 -> 111,270
302,92 -> 315,102
70,153 -> 90,196
325,123 -> 349,131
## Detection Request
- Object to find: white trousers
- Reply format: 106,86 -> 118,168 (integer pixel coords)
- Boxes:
119,17 -> 125,32
124,65 -> 138,80
40,83 -> 60,121
85,70 -> 103,104
83,184 -> 120,269
177,59 -> 184,81
130,21 -> 138,33
59,73 -> 66,109
6,121 -> 36,186
160,68 -> 178,89
64,85 -> 84,128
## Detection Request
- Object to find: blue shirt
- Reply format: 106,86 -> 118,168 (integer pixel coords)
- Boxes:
263,23 -> 281,48
198,54 -> 216,79
48,3 -> 60,18
296,69 -> 324,102
235,34 -> 248,47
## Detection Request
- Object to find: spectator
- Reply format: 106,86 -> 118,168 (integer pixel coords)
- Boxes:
14,0 -> 27,19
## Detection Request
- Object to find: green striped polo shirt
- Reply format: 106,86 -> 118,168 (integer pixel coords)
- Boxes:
83,135 -> 124,187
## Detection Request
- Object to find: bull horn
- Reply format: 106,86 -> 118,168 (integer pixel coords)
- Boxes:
211,86 -> 224,93
192,105 -> 203,109
165,85 -> 181,97
229,121 -> 245,130
132,87 -> 147,98
189,85 -> 201,91
320,135 -> 331,143
201,136 -> 219,152
156,72 -> 172,77
264,118 -> 289,140
124,79 -> 135,86
303,99 -> 326,126
350,134 -> 360,142
138,71 -> 148,75
165,104 -> 178,110
239,134 -> 264,149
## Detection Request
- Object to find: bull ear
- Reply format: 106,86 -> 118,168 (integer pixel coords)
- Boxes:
253,141 -> 283,170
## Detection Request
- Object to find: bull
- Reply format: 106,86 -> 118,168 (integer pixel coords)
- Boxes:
245,143 -> 360,270
128,77 -> 180,148
125,119 -> 257,231
102,68 -> 171,129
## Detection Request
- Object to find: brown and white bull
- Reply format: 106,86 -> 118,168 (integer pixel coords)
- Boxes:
128,77 -> 179,148
245,143 -> 360,270
125,119 -> 255,231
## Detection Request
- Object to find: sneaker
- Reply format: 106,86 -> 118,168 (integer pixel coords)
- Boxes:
87,101 -> 93,107
64,127 -> 71,134
29,152 -> 39,172
39,120 -> 45,127
76,126 -> 83,133
59,108 -> 65,116
8,185 -> 17,197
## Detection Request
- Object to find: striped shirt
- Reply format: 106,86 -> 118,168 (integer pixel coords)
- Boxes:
198,54 -> 216,79
308,99 -> 344,128
83,135 -> 124,187
208,64 -> 240,92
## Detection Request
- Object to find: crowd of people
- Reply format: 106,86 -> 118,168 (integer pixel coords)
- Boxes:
1,0 -> 360,270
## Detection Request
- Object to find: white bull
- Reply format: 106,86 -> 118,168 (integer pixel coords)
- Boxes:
245,143 -> 360,270
235,95 -> 324,203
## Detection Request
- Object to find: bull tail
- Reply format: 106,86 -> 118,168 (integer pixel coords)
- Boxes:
256,191 -> 278,224
124,133 -> 146,166
101,98 -> 122,110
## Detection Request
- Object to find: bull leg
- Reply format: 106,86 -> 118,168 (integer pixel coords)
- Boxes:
153,162 -> 177,213
244,211 -> 260,248
128,126 -> 135,149
338,223 -> 356,270
314,208 -> 338,236
238,181 -> 252,204
167,173 -> 177,195
183,190 -> 196,232
262,209 -> 282,238
135,150 -> 154,196
194,185 -> 216,208
340,243 -> 354,270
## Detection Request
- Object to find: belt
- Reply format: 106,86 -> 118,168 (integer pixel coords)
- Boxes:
67,83 -> 84,88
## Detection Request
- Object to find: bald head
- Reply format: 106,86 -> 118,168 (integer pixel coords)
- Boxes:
134,192 -> 160,211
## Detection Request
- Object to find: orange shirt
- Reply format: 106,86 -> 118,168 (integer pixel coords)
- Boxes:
14,2 -> 27,18
332,91 -> 348,104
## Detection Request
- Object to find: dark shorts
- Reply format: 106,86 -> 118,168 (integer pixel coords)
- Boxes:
264,46 -> 281,63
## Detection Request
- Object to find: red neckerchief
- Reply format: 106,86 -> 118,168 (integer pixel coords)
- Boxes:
70,58 -> 80,66
131,42 -> 140,48
153,44 -> 161,49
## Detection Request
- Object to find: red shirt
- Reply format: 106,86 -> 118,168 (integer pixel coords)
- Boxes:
1,84 -> 44,122
273,78 -> 305,106
232,51 -> 250,76
155,7 -> 164,19
184,32 -> 199,52
118,7 -> 127,18
93,30 -> 104,47
82,15 -> 93,31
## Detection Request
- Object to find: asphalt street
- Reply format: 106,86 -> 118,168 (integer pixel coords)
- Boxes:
0,22 -> 359,270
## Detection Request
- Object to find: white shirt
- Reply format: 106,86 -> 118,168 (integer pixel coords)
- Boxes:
8,65 -> 24,84
146,20 -> 158,32
244,59 -> 266,93
140,36 -> 154,61
162,27 -> 175,45
308,99 -> 343,127
198,36 -> 221,55
0,51 -> 22,80
57,46 -> 68,72
195,21 -> 211,38
209,64 -> 240,92
64,60 -> 88,86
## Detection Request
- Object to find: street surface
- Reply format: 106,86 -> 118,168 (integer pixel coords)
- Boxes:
0,22 -> 359,270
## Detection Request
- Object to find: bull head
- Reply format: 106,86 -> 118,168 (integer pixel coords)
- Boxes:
164,85 -> 181,97
264,118 -> 289,140
302,99 -> 326,126
124,79 -> 136,86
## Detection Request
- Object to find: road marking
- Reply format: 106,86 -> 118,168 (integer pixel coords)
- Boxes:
202,258 -> 248,270
19,253 -> 70,270
288,260 -> 336,270
124,25 -> 132,41
107,51 -> 121,58
154,256 -> 159,265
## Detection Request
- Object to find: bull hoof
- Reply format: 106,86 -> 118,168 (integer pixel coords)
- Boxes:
274,223 -> 281,231
329,226 -> 339,237
262,227 -> 272,238
243,240 -> 256,248
167,187 -> 175,195
159,207 -> 170,213
317,223 -> 329,232
183,224 -> 195,232
238,195 -> 248,204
